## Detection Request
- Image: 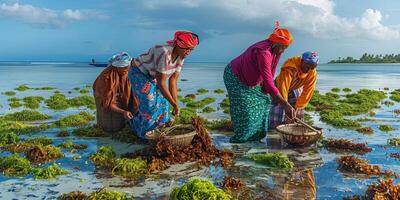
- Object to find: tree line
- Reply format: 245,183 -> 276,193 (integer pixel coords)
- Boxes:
329,53 -> 400,63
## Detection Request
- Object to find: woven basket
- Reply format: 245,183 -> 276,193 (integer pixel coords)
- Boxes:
276,123 -> 323,147
146,125 -> 197,147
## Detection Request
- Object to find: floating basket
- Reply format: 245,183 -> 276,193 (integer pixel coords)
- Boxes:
146,125 -> 197,147
276,123 -> 323,147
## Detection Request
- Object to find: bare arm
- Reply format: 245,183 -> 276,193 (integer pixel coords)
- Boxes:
169,72 -> 179,104
155,72 -> 178,108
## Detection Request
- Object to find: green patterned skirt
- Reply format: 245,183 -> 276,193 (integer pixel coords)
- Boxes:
223,64 -> 271,143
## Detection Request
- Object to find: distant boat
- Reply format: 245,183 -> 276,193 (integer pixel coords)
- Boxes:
89,59 -> 108,67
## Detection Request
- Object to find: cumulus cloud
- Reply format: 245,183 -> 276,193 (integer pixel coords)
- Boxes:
128,0 -> 400,40
0,3 -> 108,28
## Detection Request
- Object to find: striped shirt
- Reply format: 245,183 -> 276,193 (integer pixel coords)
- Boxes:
134,43 -> 183,78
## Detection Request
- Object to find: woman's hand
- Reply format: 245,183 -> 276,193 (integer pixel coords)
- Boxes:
284,103 -> 295,120
123,111 -> 133,120
172,104 -> 180,116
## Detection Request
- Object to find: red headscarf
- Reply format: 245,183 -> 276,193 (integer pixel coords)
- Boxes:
268,21 -> 293,46
172,31 -> 199,49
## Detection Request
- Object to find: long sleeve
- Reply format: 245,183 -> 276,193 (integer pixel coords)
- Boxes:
256,50 -> 279,95
295,70 -> 317,108
275,68 -> 294,101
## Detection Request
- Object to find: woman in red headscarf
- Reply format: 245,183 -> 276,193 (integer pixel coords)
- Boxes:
224,22 -> 295,143
128,31 -> 199,138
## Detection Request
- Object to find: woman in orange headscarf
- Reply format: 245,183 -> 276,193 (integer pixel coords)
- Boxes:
128,31 -> 199,138
224,22 -> 295,143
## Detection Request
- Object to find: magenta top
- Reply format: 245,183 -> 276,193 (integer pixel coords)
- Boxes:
230,39 -> 281,95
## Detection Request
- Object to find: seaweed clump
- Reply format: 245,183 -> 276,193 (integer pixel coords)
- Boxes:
89,146 -> 116,168
0,132 -> 19,146
3,110 -> 50,121
356,127 -> 374,135
323,139 -> 372,155
57,130 -> 70,137
207,119 -> 233,132
58,140 -> 88,150
32,163 -> 68,179
379,124 -> 395,132
174,107 -> 197,124
111,157 -> 147,178
22,96 -> 45,109
2,91 -> 16,96
186,97 -> 216,109
364,179 -> 400,200
248,152 -> 294,170
54,112 -> 95,128
26,145 -> 64,163
390,89 -> 400,102
331,88 -> 341,93
0,154 -> 32,177
72,125 -> 108,137
196,88 -> 209,95
338,156 -> 397,177
202,106 -> 216,113
57,191 -> 87,200
15,84 -> 30,91
214,89 -> 225,94
388,138 -> 400,147
170,178 -> 232,200
222,176 -> 245,190
58,189 -> 132,200
136,117 -> 234,172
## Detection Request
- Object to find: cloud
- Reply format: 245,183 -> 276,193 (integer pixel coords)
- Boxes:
127,0 -> 400,40
0,3 -> 109,29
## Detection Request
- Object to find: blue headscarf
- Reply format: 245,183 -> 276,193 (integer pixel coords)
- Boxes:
108,52 -> 132,67
302,51 -> 319,65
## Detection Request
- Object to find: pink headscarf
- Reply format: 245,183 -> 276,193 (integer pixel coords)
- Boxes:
169,31 -> 199,49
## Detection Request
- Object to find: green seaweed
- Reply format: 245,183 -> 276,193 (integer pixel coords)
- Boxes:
388,138 -> 400,147
79,89 -> 89,94
32,163 -> 68,179
390,90 -> 400,102
304,113 -> 314,126
343,88 -> 352,92
69,96 -> 96,109
202,106 -> 216,113
248,152 -> 294,170
0,132 -> 19,146
9,100 -> 22,108
89,146 -> 116,168
87,189 -> 132,200
25,137 -> 53,146
196,88 -> 209,95
214,89 -> 225,94
57,191 -> 87,200
72,155 -> 81,160
54,112 -> 95,128
111,157 -> 147,178
331,88 -> 341,93
15,84 -> 30,91
174,107 -> 197,124
57,130 -> 70,137
3,110 -> 50,121
219,98 -> 230,108
73,87 -> 80,91
186,97 -> 216,109
379,124 -> 395,132
356,127 -> 374,135
0,154 -> 32,177
23,96 -> 45,109
45,93 -> 70,110
170,178 -> 232,200
72,126 -> 108,137
33,86 -> 56,90
207,119 -> 233,132
0,119 -> 49,134
2,91 -> 16,96
58,140 -> 88,150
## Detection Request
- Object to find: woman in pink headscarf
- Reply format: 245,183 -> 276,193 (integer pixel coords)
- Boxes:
128,31 -> 199,138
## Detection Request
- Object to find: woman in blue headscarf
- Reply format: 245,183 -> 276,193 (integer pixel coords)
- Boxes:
269,51 -> 319,128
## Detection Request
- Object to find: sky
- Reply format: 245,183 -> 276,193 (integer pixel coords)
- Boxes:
0,0 -> 399,63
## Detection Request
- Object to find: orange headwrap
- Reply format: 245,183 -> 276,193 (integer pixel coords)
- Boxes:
268,21 -> 293,46
173,31 -> 199,49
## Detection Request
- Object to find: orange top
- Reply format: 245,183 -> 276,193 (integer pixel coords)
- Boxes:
275,56 -> 317,109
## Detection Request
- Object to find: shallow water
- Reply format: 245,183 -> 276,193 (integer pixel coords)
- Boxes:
0,62 -> 400,199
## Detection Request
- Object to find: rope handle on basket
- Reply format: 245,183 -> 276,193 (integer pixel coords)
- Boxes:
294,117 -> 320,134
